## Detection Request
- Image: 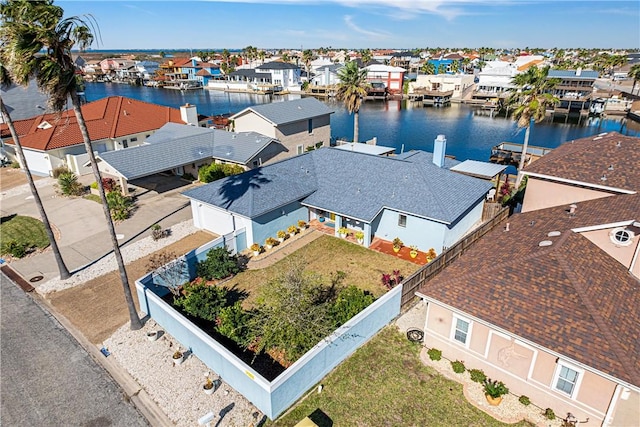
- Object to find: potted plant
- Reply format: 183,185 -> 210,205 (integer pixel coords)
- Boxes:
250,243 -> 261,256
426,248 -> 437,262
483,378 -> 509,406
338,227 -> 348,238
172,349 -> 184,366
409,245 -> 418,258
265,237 -> 278,249
287,225 -> 299,235
146,330 -> 159,341
277,230 -> 287,242
203,376 -> 215,395
393,237 -> 403,253
355,230 -> 365,244
297,220 -> 307,229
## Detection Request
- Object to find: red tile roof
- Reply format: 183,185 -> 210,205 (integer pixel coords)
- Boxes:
417,194 -> 640,387
3,96 -> 184,151
524,132 -> 640,193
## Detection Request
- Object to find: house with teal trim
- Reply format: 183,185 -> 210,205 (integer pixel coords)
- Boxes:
182,136 -> 493,253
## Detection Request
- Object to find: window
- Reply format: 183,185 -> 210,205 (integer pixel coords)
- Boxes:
297,144 -> 304,155
130,137 -> 138,142
453,317 -> 470,345
122,139 -> 128,148
398,214 -> 407,228
610,227 -> 634,246
553,362 -> 581,397
308,119 -> 313,134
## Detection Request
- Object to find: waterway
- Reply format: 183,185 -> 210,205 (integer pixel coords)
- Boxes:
84,82 -> 639,171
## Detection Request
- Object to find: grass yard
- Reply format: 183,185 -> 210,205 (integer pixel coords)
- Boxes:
0,214 -> 50,255
268,326 -> 533,427
225,235 -> 420,307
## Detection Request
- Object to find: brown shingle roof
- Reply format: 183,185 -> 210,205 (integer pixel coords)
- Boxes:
4,96 -> 184,151
417,194 -> 640,387
524,132 -> 640,193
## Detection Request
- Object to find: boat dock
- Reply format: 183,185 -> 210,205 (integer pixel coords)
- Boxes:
489,141 -> 553,167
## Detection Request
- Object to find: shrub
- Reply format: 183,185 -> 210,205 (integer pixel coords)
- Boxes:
544,408 -> 555,420
355,230 -> 364,240
57,172 -> 85,196
106,191 -> 133,221
427,348 -> 442,361
451,360 -> 466,374
215,301 -> 251,346
329,285 -> 375,327
198,162 -> 244,183
469,368 -> 487,383
90,181 -> 99,189
52,166 -> 70,178
518,395 -> 531,406
265,237 -> 278,247
196,246 -> 241,280
2,239 -> 27,258
10,161 -> 20,169
483,378 -> 509,398
173,281 -> 229,322
101,177 -> 117,193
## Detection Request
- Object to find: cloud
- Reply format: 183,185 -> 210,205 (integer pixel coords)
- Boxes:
343,15 -> 390,39
123,4 -> 158,17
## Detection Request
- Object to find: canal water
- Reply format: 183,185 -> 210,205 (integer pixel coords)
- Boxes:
84,82 -> 639,171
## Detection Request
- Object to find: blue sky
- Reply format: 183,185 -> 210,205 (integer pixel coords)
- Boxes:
59,0 -> 639,50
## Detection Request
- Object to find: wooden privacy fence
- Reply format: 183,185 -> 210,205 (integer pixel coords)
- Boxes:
400,206 -> 510,307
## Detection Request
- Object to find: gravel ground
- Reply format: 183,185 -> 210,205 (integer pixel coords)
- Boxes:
0,175 -> 53,199
37,220 -> 197,294
419,348 -> 563,427
104,319 -> 263,427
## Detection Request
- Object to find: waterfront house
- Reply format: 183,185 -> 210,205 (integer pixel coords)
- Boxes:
255,61 -> 302,92
547,69 -> 599,115
310,64 -> 342,87
416,192 -> 640,426
520,132 -> 639,213
230,97 -> 333,162
182,135 -> 492,253
472,60 -> 519,101
409,74 -> 475,102
0,96 -> 185,176
363,63 -> 406,95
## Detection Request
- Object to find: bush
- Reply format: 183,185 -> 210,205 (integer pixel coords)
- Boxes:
451,360 -> 466,374
198,162 -> 244,183
544,408 -> 555,420
173,281 -> 229,322
427,348 -> 442,361
10,161 -> 20,169
51,166 -> 69,178
215,302 -> 251,346
265,237 -> 278,247
196,246 -> 241,280
277,230 -> 286,239
483,378 -> 509,398
518,395 -> 531,406
106,190 -> 133,221
101,177 -> 117,193
329,285 -> 375,327
2,239 -> 27,258
57,172 -> 85,196
469,368 -> 487,383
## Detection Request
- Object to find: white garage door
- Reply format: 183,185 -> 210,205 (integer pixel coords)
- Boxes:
23,149 -> 51,176
192,201 -> 234,235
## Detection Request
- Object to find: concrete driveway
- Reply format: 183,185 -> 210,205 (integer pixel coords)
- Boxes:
1,172 -> 195,285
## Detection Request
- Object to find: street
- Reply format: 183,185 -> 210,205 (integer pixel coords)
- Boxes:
0,272 -> 149,426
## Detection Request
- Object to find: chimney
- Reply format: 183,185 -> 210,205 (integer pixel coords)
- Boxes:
433,134 -> 447,167
576,67 -> 582,77
180,103 -> 198,125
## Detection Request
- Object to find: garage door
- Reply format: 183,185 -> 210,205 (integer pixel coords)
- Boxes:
193,202 -> 234,236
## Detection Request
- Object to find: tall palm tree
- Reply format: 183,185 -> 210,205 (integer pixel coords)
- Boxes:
336,61 -> 369,143
302,49 -> 314,83
504,66 -> 560,187
628,63 -> 640,95
0,67 -> 71,279
1,0 -> 142,330
422,61 -> 435,75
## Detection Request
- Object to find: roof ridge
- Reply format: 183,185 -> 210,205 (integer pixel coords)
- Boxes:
556,254 -> 640,385
109,97 -> 123,138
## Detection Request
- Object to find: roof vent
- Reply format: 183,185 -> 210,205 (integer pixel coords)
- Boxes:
538,240 -> 553,247
232,134 -> 236,139
608,164 -> 614,171
123,110 -> 128,115
547,231 -> 561,237
616,141 -> 621,148
600,174 -> 607,181
529,221 -> 535,226
37,121 -> 52,130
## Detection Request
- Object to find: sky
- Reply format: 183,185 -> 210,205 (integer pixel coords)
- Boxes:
58,0 -> 640,51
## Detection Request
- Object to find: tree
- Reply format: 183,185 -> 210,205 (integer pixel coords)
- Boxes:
336,60 -> 369,143
628,63 -> 640,95
0,67 -> 71,279
302,49 -> 314,83
504,66 -> 560,187
421,61 -> 435,75
1,0 -> 142,329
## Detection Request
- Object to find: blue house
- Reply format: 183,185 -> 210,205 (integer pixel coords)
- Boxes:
182,135 -> 493,253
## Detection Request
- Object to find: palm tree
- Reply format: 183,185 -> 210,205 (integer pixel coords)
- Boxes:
0,66 -> 71,279
504,66 -> 560,187
302,49 -> 314,83
1,0 -> 142,330
336,61 -> 369,143
628,64 -> 640,95
422,61 -> 435,75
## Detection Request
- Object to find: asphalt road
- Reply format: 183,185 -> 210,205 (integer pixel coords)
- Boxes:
0,272 -> 149,427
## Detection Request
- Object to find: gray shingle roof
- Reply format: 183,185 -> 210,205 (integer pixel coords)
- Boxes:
548,69 -> 599,79
256,62 -> 299,70
183,147 -> 492,224
231,97 -> 334,126
98,123 -> 278,180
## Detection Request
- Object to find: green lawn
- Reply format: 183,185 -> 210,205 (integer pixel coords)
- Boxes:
268,327 -> 533,427
0,214 -> 50,255
226,234 -> 420,307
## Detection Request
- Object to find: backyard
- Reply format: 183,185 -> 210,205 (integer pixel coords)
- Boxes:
268,326 -> 534,427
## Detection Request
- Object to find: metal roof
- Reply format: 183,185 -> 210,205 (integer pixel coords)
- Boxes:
548,69 -> 599,79
450,160 -> 507,180
97,123 -> 278,180
231,97 -> 334,126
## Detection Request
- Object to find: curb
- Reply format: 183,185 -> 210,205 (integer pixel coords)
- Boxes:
30,289 -> 174,427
